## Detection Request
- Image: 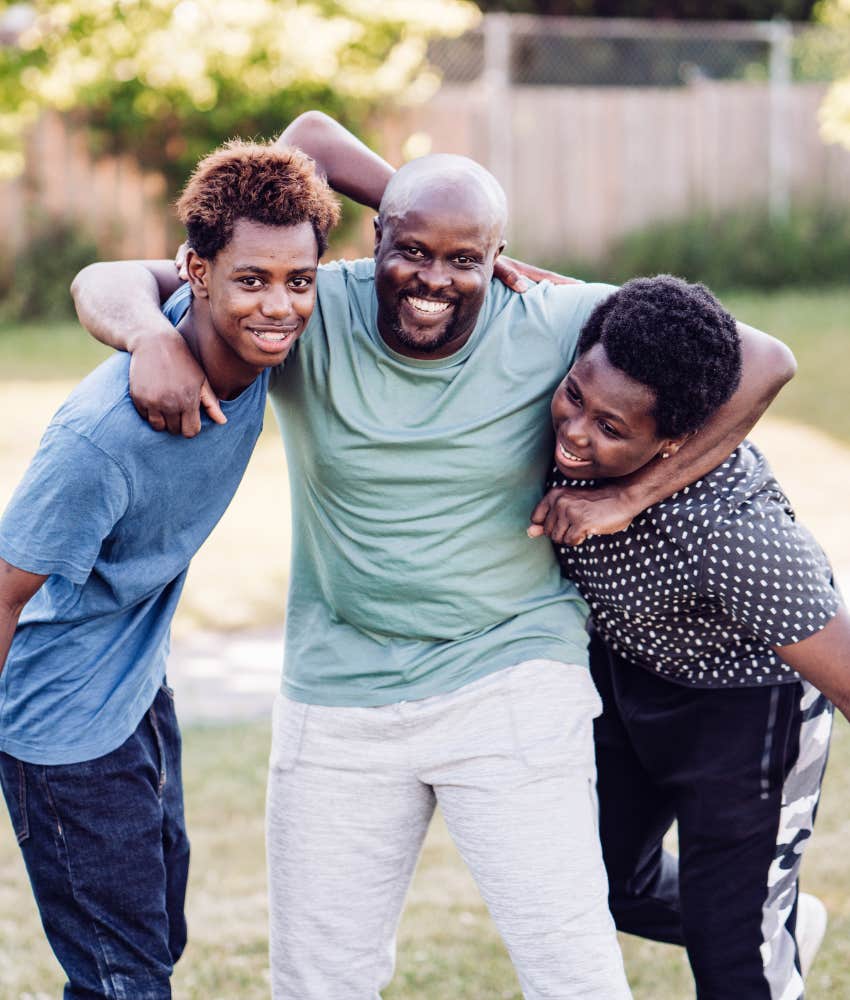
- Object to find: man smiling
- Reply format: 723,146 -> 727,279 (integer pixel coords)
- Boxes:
0,140 -> 338,1000
71,112 -> 796,999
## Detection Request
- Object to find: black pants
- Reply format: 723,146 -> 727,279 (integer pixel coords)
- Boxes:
590,632 -> 832,1000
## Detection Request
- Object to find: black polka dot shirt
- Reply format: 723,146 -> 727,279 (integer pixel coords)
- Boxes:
551,441 -> 840,688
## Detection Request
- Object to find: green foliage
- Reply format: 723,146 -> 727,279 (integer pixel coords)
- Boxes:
815,0 -> 850,148
0,0 -> 478,191
0,219 -> 99,322
553,203 -> 850,291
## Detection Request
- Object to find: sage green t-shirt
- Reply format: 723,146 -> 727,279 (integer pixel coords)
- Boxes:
270,258 -> 616,705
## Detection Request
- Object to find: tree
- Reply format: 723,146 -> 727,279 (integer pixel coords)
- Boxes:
0,0 -> 478,189
815,0 -> 850,149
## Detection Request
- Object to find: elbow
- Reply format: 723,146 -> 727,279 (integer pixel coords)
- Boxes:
279,110 -> 335,153
771,337 -> 797,389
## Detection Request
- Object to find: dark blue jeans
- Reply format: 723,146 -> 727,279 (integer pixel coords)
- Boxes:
0,683 -> 190,999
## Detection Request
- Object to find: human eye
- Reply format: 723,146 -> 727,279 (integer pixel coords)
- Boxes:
452,254 -> 477,267
599,420 -> 621,438
564,383 -> 581,404
402,246 -> 424,258
238,275 -> 263,289
289,276 -> 313,290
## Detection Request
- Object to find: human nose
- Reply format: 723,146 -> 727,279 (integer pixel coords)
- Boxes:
260,285 -> 293,319
564,413 -> 591,448
416,259 -> 451,292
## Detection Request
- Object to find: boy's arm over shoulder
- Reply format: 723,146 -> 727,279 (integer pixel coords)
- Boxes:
71,260 -> 224,437
0,558 -> 47,676
530,317 -> 796,545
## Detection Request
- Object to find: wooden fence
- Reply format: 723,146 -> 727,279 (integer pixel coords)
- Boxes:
4,80 -> 850,265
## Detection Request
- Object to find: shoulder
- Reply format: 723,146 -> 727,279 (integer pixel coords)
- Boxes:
317,257 -> 375,295
487,280 -> 617,361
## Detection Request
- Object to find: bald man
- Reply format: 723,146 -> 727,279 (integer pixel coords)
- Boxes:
71,112 -> 795,1000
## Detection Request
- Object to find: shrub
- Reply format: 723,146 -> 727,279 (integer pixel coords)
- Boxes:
0,220 -> 99,322
551,202 -> 850,290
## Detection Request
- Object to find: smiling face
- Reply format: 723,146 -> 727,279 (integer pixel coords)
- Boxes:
187,217 -> 318,386
552,343 -> 686,481
374,173 -> 505,360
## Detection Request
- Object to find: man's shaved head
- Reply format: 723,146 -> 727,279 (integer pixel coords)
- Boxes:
373,154 -> 509,360
379,154 -> 508,239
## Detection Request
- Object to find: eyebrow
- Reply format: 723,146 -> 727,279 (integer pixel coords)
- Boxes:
566,374 -> 630,428
230,264 -> 317,276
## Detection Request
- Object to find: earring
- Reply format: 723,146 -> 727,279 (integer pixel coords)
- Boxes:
661,452 -> 670,459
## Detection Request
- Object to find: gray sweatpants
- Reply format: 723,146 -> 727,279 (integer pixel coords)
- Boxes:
266,659 -> 632,999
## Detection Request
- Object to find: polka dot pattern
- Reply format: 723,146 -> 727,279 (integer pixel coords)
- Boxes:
551,442 -> 840,688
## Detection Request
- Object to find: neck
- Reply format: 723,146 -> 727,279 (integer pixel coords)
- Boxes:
178,300 -> 261,401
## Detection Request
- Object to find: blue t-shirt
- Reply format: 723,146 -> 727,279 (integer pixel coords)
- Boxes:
0,351 -> 268,764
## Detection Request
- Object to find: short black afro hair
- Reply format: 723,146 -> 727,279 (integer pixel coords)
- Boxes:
576,275 -> 742,439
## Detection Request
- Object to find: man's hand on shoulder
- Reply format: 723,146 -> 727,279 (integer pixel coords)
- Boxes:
494,255 -> 583,293
528,484 -> 637,546
130,331 -> 225,438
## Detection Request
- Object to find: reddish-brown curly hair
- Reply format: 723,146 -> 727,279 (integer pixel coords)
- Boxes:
176,139 -> 341,259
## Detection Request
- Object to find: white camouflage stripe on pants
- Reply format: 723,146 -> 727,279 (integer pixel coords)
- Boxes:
760,681 -> 833,1000
265,659 -> 632,1000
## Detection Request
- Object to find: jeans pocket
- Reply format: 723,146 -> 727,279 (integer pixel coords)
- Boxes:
269,696 -> 309,773
0,754 -> 30,844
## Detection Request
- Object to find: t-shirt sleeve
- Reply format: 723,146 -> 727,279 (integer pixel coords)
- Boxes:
539,281 -> 619,368
699,501 -> 840,647
0,425 -> 131,585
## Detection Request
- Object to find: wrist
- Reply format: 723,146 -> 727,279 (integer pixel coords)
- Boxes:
127,321 -> 184,356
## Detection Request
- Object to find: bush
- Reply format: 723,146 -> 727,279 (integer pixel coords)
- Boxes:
0,221 -> 99,322
552,202 -> 850,290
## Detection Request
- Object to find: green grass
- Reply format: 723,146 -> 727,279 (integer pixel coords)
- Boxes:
0,320 -> 111,379
722,288 -> 850,444
3,716 -> 849,998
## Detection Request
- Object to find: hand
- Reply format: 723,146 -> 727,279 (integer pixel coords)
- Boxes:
528,485 -> 636,545
129,333 -> 226,437
494,255 -> 583,292
175,242 -> 189,281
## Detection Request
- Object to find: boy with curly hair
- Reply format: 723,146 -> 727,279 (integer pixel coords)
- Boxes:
532,275 -> 848,999
0,139 -> 339,999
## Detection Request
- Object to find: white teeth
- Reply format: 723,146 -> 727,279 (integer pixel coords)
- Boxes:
559,442 -> 586,462
252,330 -> 288,342
407,296 -> 451,314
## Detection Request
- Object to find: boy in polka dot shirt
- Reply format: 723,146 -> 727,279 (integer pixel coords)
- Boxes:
531,275 -> 848,1000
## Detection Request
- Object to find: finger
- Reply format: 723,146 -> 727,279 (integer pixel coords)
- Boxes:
146,409 -> 167,433
164,408 -> 184,436
564,523 -> 588,546
200,380 -> 227,426
526,524 -> 545,538
529,497 -> 552,526
544,503 -> 567,543
180,407 -> 202,439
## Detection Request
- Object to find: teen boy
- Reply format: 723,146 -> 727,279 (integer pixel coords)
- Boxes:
0,140 -> 339,999
533,275 -> 848,999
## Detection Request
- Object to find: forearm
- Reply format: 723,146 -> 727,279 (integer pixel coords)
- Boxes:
277,111 -> 394,211
619,321 -> 796,512
71,261 -> 182,352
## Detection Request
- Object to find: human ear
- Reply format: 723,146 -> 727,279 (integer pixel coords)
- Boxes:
373,216 -> 383,257
186,250 -> 210,299
659,431 -> 694,460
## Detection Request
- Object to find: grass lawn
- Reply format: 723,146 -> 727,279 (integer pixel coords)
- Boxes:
2,715 -> 849,999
